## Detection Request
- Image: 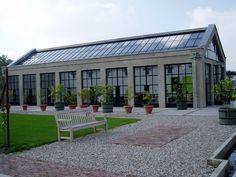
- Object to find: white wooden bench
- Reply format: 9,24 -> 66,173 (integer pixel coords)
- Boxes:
54,107 -> 108,141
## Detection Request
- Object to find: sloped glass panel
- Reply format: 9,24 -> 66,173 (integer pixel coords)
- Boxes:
91,44 -> 108,58
132,39 -> 150,54
169,40 -> 180,49
198,32 -> 204,38
185,39 -> 196,48
120,40 -> 137,55
138,38 -> 156,53
147,37 -> 163,51
155,40 -> 165,50
162,41 -> 173,50
190,33 -> 199,39
177,39 -> 188,48
17,31 -> 205,65
108,42 -> 125,56
193,38 -> 201,47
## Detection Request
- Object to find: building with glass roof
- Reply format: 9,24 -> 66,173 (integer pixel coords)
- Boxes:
8,24 -> 226,108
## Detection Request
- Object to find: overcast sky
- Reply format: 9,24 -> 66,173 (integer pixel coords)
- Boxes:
0,0 -> 236,70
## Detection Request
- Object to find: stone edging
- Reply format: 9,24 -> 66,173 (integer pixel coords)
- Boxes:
207,132 -> 236,177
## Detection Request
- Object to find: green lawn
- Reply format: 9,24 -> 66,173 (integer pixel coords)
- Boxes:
0,114 -> 140,153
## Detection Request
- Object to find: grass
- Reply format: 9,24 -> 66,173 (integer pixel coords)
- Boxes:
0,114 -> 140,153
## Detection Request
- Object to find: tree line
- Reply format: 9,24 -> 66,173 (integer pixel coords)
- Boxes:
0,55 -> 13,101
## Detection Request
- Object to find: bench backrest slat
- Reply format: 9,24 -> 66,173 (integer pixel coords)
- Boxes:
54,107 -> 96,129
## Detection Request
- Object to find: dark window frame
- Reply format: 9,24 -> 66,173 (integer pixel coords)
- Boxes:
134,65 -> 158,107
106,67 -> 128,107
164,63 -> 193,107
59,71 -> 77,105
23,74 -> 37,105
40,73 -> 55,105
8,75 -> 20,105
82,69 -> 101,89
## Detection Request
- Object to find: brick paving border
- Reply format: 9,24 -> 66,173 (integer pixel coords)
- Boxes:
111,126 -> 193,148
0,154 -> 136,177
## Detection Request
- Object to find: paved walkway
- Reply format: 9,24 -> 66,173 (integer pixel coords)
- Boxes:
0,154 -> 133,177
9,105 -> 220,117
1,106 -> 229,177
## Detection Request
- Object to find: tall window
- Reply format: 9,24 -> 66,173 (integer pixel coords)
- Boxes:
205,64 -> 211,105
82,70 -> 100,89
60,71 -> 77,104
8,75 -> 19,105
165,64 -> 192,107
106,68 -> 128,106
82,69 -> 100,104
134,66 -> 158,107
40,73 -> 55,105
23,74 -> 36,105
220,67 -> 225,80
213,65 -> 218,85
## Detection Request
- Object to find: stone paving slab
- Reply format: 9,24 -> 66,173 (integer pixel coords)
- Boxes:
0,154 -> 135,177
111,126 -> 193,148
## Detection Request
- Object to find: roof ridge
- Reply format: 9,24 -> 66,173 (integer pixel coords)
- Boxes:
37,26 -> 207,52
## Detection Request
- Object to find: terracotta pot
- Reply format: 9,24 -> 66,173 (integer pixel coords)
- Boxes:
22,104 -> 28,111
92,105 -> 99,112
144,105 -> 153,114
124,105 -> 133,113
80,104 -> 89,108
40,104 -> 47,111
69,104 -> 77,110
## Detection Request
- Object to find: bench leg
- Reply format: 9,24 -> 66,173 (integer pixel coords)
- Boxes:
105,122 -> 108,132
57,129 -> 61,142
70,130 -> 73,142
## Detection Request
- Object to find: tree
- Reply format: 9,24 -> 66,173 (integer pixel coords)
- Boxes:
226,70 -> 236,80
0,55 -> 13,99
0,55 -> 13,76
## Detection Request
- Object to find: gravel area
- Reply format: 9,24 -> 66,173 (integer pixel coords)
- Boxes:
16,114 -> 236,177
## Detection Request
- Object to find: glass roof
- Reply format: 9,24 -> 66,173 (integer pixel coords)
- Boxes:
17,31 -> 205,65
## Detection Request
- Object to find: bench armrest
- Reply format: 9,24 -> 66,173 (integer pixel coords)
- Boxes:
103,114 -> 108,122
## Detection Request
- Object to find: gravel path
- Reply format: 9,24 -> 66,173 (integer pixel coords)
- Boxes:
16,114 -> 236,177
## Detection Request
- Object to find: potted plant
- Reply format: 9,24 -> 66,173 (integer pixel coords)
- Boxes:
78,88 -> 90,108
143,91 -> 153,114
213,78 -> 236,125
232,92 -> 236,108
22,95 -> 28,111
174,79 -> 188,110
100,85 -> 113,113
124,87 -> 134,113
50,83 -> 65,111
89,86 -> 102,112
39,95 -> 47,111
66,94 -> 77,110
